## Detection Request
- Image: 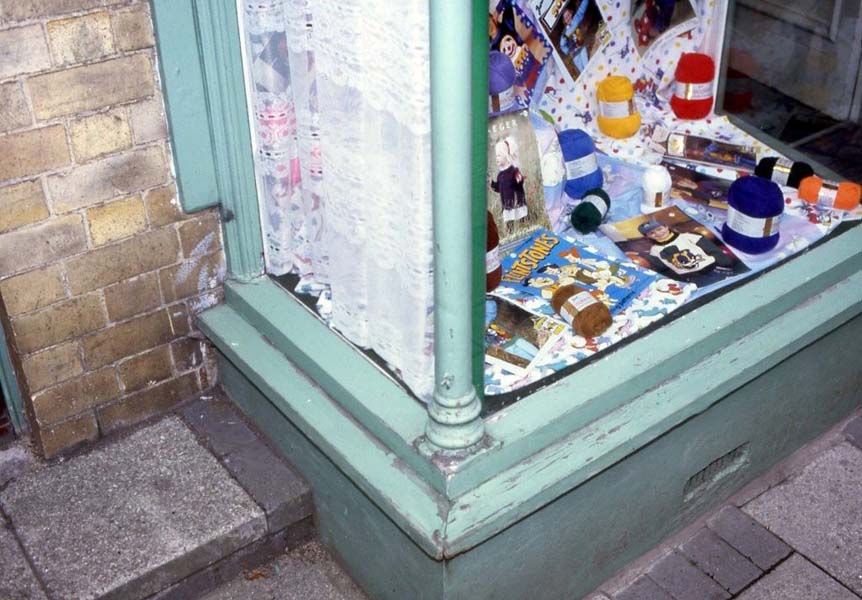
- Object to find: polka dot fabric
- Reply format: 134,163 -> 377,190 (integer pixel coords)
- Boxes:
533,0 -> 753,164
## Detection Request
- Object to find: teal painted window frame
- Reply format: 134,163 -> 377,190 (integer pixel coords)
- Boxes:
154,0 -> 862,555
0,319 -> 25,433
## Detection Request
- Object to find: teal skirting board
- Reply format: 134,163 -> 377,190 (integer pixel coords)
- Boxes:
204,272 -> 862,599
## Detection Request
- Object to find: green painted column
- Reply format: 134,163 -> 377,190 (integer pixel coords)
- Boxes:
426,0 -> 485,450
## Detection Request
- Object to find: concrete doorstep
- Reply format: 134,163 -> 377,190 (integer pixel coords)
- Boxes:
0,396 -> 321,600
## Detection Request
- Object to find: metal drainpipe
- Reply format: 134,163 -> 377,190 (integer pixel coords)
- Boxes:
426,0 -> 486,450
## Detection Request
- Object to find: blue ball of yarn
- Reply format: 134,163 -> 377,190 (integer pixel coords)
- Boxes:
489,51 -> 517,116
721,175 -> 784,254
558,129 -> 603,199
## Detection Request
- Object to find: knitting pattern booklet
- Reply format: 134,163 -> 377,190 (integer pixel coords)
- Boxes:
485,297 -> 567,377
488,110 -> 552,249
490,0 -> 553,110
535,0 -> 610,86
491,229 -> 658,317
663,160 -> 731,210
600,206 -> 749,287
630,0 -> 697,57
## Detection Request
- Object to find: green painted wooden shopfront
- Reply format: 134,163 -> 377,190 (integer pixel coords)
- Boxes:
152,1 -> 862,598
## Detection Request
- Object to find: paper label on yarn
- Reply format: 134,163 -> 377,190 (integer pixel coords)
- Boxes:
726,206 -> 781,238
599,99 -> 635,119
581,193 -> 608,215
818,181 -> 839,208
560,292 -> 598,324
674,81 -> 713,101
771,158 -> 793,187
489,85 -> 515,113
486,247 -> 501,273
565,153 -> 599,180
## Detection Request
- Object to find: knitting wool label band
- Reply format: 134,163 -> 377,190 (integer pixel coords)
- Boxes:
674,81 -> 713,101
818,181 -> 839,207
565,153 -> 599,180
581,193 -> 609,215
560,292 -> 598,326
771,158 -> 794,187
599,99 -> 636,119
486,247 -> 501,273
489,85 -> 515,113
727,206 -> 781,238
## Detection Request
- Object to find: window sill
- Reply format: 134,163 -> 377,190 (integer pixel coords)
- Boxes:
199,223 -> 862,557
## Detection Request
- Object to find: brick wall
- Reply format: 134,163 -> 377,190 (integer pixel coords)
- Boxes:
0,0 -> 225,457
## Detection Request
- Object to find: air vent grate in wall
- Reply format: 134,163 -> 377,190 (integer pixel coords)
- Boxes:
684,443 -> 750,503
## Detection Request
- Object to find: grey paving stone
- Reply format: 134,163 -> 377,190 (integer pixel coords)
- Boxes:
744,443 -> 862,595
647,551 -> 730,600
613,576 -> 674,600
180,397 -> 261,457
201,540 -> 367,600
737,554 -> 857,600
152,524 -> 299,600
0,417 -> 267,600
0,443 -> 37,489
845,417 -> 862,452
0,524 -> 47,600
707,505 -> 791,571
222,441 -> 313,533
679,528 -> 762,594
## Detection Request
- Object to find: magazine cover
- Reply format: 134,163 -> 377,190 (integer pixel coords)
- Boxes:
492,229 -> 658,316
488,110 -> 551,249
534,0 -> 609,84
631,0 -> 697,56
600,206 -> 749,286
490,0 -> 553,109
485,297 -> 567,377
663,161 -> 731,210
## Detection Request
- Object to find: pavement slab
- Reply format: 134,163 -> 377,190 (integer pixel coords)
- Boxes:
679,528 -> 762,594
736,554 -> 858,600
0,417 -> 267,600
613,576 -> 675,600
201,540 -> 367,600
707,506 -> 791,571
845,417 -> 862,452
744,443 -> 862,595
647,551 -> 730,600
0,523 -> 47,600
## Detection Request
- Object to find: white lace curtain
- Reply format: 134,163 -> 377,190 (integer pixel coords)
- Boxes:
241,0 -> 435,400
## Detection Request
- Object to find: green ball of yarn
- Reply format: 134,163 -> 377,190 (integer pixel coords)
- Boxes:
571,188 -> 611,233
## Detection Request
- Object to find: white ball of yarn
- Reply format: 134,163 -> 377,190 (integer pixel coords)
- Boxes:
641,165 -> 672,214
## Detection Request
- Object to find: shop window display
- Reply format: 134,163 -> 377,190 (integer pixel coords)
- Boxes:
239,0 -> 862,411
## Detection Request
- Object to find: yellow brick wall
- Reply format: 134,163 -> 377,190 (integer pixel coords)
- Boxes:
0,0 -> 224,457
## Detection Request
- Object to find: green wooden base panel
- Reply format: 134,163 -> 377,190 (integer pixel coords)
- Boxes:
219,314 -> 861,600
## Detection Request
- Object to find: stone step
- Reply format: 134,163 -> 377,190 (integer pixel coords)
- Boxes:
0,396 -> 313,600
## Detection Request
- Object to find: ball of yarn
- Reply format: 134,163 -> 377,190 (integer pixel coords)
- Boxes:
596,76 -> 641,139
571,188 -> 611,233
551,285 -> 612,338
754,157 -> 814,189
798,176 -> 862,211
722,175 -> 784,254
640,165 -> 672,214
670,53 -> 715,120
488,51 -> 517,116
558,129 -> 603,199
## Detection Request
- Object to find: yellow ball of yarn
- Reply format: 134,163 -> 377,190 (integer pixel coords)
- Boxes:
596,76 -> 641,139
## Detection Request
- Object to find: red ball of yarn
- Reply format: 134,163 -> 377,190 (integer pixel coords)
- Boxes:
670,53 -> 715,120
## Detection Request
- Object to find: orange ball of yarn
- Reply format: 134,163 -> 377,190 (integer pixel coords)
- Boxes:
798,176 -> 862,211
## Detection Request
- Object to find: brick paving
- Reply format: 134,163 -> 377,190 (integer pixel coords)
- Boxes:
592,412 -> 862,600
